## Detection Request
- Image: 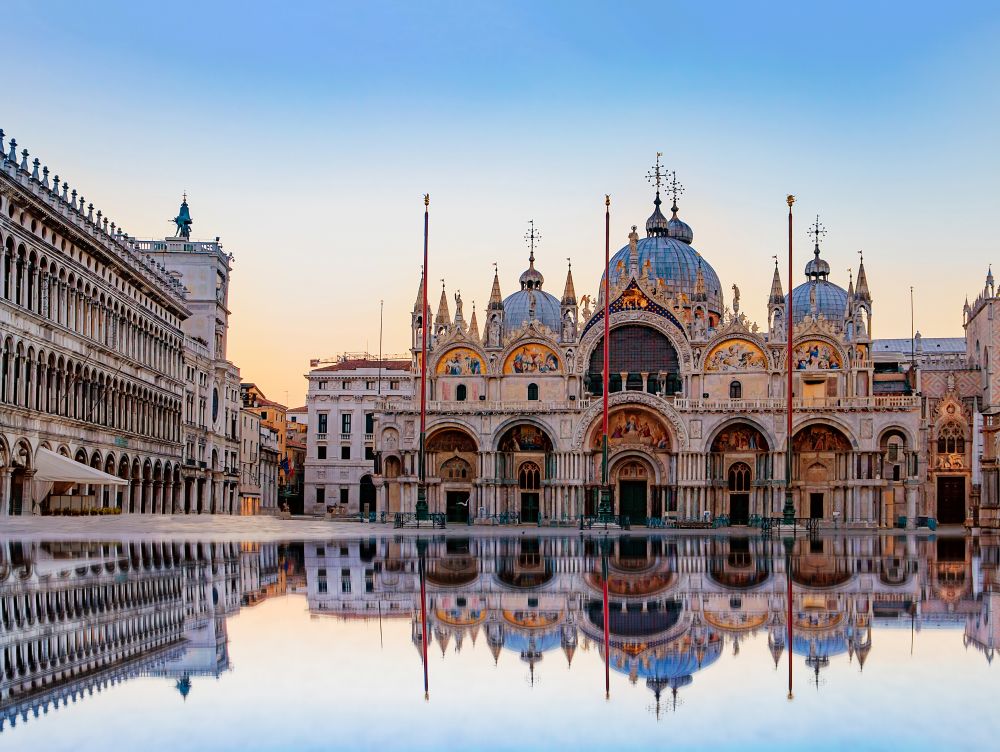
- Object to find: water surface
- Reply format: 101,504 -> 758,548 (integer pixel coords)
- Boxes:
1,534 -> 997,751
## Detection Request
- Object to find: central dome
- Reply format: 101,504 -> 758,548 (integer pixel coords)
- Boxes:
602,193 -> 723,315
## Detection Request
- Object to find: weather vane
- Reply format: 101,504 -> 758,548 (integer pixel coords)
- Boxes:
524,220 -> 541,255
667,170 -> 684,209
646,151 -> 665,192
807,215 -> 827,249
858,248 -> 864,264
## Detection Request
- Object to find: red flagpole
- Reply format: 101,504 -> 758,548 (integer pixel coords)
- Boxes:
782,195 -> 796,524
600,195 -> 611,519
417,194 -> 429,519
602,548 -> 610,699
419,543 -> 429,700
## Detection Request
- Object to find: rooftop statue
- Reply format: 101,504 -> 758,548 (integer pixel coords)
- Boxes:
172,194 -> 193,239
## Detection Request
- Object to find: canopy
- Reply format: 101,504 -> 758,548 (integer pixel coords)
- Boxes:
33,447 -> 128,485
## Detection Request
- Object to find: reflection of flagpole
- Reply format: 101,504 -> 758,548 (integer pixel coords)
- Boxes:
418,541 -> 429,700
602,541 -> 611,699
785,537 -> 794,700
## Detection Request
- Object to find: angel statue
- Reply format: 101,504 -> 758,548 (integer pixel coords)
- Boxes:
731,283 -> 741,315
580,294 -> 593,320
454,290 -> 464,320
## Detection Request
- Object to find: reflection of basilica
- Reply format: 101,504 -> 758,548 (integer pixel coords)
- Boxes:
367,159 -> 1000,529
0,540 -> 282,731
304,535 -> 1000,705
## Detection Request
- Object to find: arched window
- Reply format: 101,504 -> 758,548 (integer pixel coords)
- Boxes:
518,461 -> 541,490
441,457 -> 470,480
527,383 -> 539,401
729,380 -> 742,399
937,422 -> 966,455
456,384 -> 467,402
727,462 -> 751,492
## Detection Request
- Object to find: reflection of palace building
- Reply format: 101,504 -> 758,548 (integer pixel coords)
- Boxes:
372,164 -> 1000,527
0,540 -> 278,730
302,535 -> 1000,703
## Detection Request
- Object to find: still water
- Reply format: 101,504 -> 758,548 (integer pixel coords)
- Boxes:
1,534 -> 997,751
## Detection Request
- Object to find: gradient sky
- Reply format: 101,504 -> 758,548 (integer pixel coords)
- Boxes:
5,1 -> 1000,405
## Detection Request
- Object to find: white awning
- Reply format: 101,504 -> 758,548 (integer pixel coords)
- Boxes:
33,447 -> 128,485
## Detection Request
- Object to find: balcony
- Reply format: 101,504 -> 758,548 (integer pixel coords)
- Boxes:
416,399 -> 592,414
672,395 -> 920,412
316,432 -> 327,441
340,433 -> 352,442
364,433 -> 374,443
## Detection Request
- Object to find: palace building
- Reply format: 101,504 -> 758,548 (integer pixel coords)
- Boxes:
0,128 -> 246,516
367,162 -> 1000,529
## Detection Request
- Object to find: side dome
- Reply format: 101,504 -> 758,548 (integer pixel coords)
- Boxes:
503,289 -> 561,334
503,249 -> 561,335
787,280 -> 848,324
786,243 -> 847,324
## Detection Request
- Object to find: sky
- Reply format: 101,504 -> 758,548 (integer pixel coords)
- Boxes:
4,1 -> 1000,405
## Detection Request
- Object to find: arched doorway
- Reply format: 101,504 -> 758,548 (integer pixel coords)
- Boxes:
518,461 -> 541,523
497,423 -> 554,520
427,428 -> 478,518
793,424 -> 852,521
359,475 -> 376,518
384,456 -> 401,514
614,459 -> 650,525
441,457 -> 472,522
727,462 -> 751,525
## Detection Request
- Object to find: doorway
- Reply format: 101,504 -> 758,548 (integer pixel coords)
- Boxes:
446,491 -> 470,523
937,476 -> 965,524
730,494 -> 750,526
809,493 -> 824,520
619,480 -> 647,524
520,492 -> 539,524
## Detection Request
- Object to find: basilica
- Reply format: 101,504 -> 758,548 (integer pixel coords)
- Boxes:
370,164 -> 1000,529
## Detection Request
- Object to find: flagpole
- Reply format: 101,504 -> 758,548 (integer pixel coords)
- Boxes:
599,195 -> 612,522
417,194 -> 430,521
782,195 -> 796,524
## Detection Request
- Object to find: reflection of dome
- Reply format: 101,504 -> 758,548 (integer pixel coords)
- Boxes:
627,638 -> 723,681
503,250 -> 561,334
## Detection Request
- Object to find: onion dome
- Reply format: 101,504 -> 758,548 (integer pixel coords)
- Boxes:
503,250 -> 561,334
666,199 -> 694,244
786,225 -> 849,325
603,191 -> 722,315
646,192 -> 671,236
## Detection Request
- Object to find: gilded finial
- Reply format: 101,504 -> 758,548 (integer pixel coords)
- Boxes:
646,152 -> 665,192
423,193 -> 430,207
787,194 -> 796,207
807,215 -> 827,250
524,220 -> 541,257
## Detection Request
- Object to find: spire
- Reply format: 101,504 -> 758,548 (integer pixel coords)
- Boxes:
519,222 -> 544,290
562,259 -> 577,305
804,215 -> 830,280
769,257 -> 784,304
468,303 -> 479,341
645,152 -> 670,237
413,271 -> 424,313
855,250 -> 871,304
488,263 -> 503,310
694,259 -> 706,301
435,280 -> 450,325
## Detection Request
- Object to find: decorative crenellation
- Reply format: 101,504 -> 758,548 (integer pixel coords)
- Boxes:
0,127 -> 188,305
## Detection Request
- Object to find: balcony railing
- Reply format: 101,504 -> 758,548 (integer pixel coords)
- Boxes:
364,433 -> 374,443
316,432 -> 327,441
673,396 -> 920,411
340,433 -> 351,442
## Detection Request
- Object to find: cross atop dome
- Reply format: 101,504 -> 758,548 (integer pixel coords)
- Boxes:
519,220 -> 544,291
646,152 -> 665,192
668,170 -> 684,215
645,152 -> 671,237
804,215 -> 830,280
524,219 -> 541,256
807,214 -> 827,251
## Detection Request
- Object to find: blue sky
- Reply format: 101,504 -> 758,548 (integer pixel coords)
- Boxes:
5,1 -> 1000,403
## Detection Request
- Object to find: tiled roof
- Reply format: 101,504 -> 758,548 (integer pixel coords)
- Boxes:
872,338 -> 965,354
313,359 -> 410,373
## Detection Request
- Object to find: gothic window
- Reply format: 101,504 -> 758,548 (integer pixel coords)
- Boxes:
727,462 -> 751,492
527,383 -> 539,401
441,457 -> 471,480
518,461 -> 541,490
937,422 -> 966,454
729,380 -> 742,399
